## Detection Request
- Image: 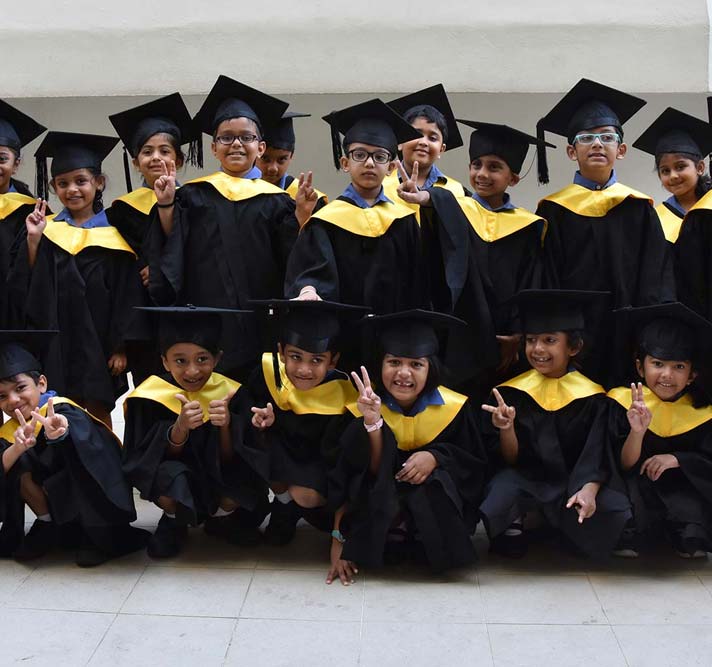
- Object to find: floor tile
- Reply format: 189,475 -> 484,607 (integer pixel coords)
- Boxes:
613,624 -> 712,666
254,523 -> 329,570
0,560 -> 35,604
225,618 -> 360,666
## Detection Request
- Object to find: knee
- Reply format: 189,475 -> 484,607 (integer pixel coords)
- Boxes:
289,486 -> 325,509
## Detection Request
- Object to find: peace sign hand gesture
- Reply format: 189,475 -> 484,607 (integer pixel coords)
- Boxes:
154,159 -> 177,205
30,398 -> 68,441
13,409 -> 39,451
627,383 -> 651,434
26,199 -> 48,240
482,388 -> 516,430
295,171 -> 319,227
351,366 -> 382,426
395,159 -> 430,206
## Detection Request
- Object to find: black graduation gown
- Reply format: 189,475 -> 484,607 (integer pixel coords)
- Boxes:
122,372 -> 267,526
7,217 -> 142,409
147,173 -> 298,377
329,387 -> 486,572
0,399 -> 148,556
283,174 -> 328,213
608,386 -> 712,548
480,370 -> 631,558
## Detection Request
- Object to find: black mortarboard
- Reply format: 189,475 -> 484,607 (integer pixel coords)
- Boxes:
632,107 -> 712,161
387,84 -> 463,151
456,119 -> 555,174
34,131 -> 118,200
263,112 -> 310,152
323,98 -> 423,169
511,290 -> 610,334
0,331 -> 57,379
109,93 -> 202,191
0,99 -> 46,153
193,75 -> 289,137
536,79 -> 646,184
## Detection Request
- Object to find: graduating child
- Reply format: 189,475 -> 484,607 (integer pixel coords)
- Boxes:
10,132 -> 141,427
122,307 -> 268,559
327,310 -> 486,584
244,299 -> 363,545
608,303 -> 712,558
480,290 -> 631,559
0,331 -> 148,566
284,98 -> 426,312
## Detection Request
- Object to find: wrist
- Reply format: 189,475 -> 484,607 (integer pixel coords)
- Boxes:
168,424 -> 188,446
364,417 -> 383,432
331,529 -> 346,543
156,200 -> 175,209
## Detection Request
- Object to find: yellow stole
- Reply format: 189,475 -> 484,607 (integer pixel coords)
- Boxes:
655,202 -> 684,244
309,198 -> 415,237
284,178 -> 328,205
261,353 -> 357,415
608,385 -> 712,437
42,216 -> 135,257
125,372 -> 241,422
456,196 -> 546,243
187,171 -> 285,202
540,183 -> 652,218
500,369 -> 604,411
114,187 -> 157,215
688,188 -> 712,213
382,170 -> 466,222
0,192 -> 36,221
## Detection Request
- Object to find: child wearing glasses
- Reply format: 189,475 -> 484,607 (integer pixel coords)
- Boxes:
148,75 -> 316,381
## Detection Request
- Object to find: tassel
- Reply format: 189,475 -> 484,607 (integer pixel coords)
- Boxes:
328,113 -> 343,170
536,119 -> 549,185
707,97 -> 712,172
35,157 -> 48,201
187,137 -> 203,169
122,146 -> 133,192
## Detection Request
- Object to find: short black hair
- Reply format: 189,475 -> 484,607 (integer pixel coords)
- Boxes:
0,370 -> 41,385
403,105 -> 448,143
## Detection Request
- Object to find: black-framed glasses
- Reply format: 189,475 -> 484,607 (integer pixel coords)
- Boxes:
215,133 -> 260,145
347,149 -> 392,164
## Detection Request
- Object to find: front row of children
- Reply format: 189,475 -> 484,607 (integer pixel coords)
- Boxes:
1,292 -> 711,582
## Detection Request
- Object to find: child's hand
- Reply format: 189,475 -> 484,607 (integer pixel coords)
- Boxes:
295,171 -> 319,227
251,402 -> 275,430
175,393 -> 204,431
566,482 -> 600,523
31,398 -> 68,441
293,285 -> 322,301
108,352 -> 127,376
325,539 -> 358,586
208,392 -> 233,427
154,160 -> 177,205
13,409 -> 39,451
627,382 -> 652,434
640,453 -> 679,481
496,334 -> 521,373
395,160 -> 431,206
351,366 -> 382,426
139,265 -> 150,287
482,388 -> 516,430
26,199 -> 48,240
395,451 -> 437,485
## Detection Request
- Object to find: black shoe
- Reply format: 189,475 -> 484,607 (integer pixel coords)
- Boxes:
226,509 -> 263,547
13,519 -> 58,562
147,515 -> 187,559
75,543 -> 110,568
612,525 -> 640,558
672,532 -> 708,559
489,521 -> 527,559
264,501 -> 301,546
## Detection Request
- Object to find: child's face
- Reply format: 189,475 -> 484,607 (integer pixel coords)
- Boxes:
278,343 -> 338,391
525,332 -> 579,379
469,155 -> 519,202
636,355 -> 696,401
565,125 -> 626,182
161,343 -> 220,392
0,373 -> 47,421
657,153 -> 704,202
400,117 -> 445,174
256,147 -> 293,186
133,133 -> 183,188
211,117 -> 266,177
51,168 -> 103,220
381,353 -> 429,410
0,145 -> 20,194
339,142 -> 395,192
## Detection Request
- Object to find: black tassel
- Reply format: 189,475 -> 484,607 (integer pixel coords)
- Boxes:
328,113 -> 343,170
35,157 -> 48,201
187,137 -> 203,169
707,97 -> 712,172
272,349 -> 281,389
122,146 -> 133,192
536,119 -> 549,185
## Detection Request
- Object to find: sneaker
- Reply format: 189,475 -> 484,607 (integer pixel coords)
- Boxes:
75,543 -> 110,568
489,520 -> 527,559
612,521 -> 639,558
673,534 -> 708,559
147,514 -> 187,559
13,519 -> 58,562
264,500 -> 301,546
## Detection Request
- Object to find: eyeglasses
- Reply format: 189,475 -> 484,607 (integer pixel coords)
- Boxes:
572,132 -> 621,145
347,149 -> 392,164
214,133 -> 260,145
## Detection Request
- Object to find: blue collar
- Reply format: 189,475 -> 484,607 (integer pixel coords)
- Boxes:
221,164 -> 262,179
38,390 -> 57,408
383,386 -> 444,416
54,208 -> 110,228
472,191 -> 516,211
664,195 -> 686,216
7,183 -> 17,193
341,183 -> 392,209
573,169 -> 617,191
396,162 -> 446,190
277,173 -> 289,190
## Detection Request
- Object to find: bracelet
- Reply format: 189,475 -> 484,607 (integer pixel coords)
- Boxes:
331,529 -> 346,543
364,417 -> 383,433
156,200 -> 175,208
167,425 -> 188,447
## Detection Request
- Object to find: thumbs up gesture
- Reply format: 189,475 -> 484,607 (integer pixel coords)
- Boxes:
175,393 -> 204,431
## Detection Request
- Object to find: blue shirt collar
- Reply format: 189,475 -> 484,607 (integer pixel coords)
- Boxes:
220,164 -> 262,179
277,173 -> 289,190
472,191 -> 516,211
7,183 -> 17,193
383,386 -> 445,416
54,208 -> 110,228
573,169 -> 617,191
664,195 -> 686,216
38,390 -> 57,408
341,183 -> 392,209
396,163 -> 446,191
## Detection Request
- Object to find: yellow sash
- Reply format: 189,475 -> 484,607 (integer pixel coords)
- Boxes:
655,202 -> 684,244
284,177 -> 328,204
114,187 -> 157,215
457,196 -> 546,242
500,369 -> 604,411
261,353 -> 357,415
125,372 -> 241,422
309,198 -> 415,238
688,189 -> 712,213
608,385 -> 712,437
42,216 -> 135,257
381,170 -> 466,222
187,171 -> 284,202
540,183 -> 652,218
0,192 -> 36,221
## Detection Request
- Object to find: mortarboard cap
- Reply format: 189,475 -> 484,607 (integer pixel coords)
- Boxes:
0,331 -> 57,379
511,289 -> 610,334
263,111 -> 310,152
632,107 -> 712,160
0,99 -> 46,153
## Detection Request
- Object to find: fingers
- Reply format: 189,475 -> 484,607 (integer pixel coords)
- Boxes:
266,402 -> 274,417
351,370 -> 365,394
361,365 -> 372,389
47,398 -> 54,418
492,388 -> 507,408
14,409 -> 27,427
481,404 -> 497,414
396,159 -> 409,184
175,393 -> 189,406
305,170 -> 313,189
565,493 -> 577,509
30,409 -> 48,427
168,160 -> 176,177
412,160 -> 419,182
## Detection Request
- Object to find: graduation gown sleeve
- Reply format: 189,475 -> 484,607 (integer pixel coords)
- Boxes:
674,199 -> 712,320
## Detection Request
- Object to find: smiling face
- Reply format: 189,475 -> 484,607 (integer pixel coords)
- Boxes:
380,353 -> 430,411
256,147 -> 293,185
566,125 -> 626,183
211,117 -> 266,177
637,355 -> 696,401
657,153 -> 704,205
0,145 -> 20,194
0,372 -> 46,421
469,155 -> 519,207
133,133 -> 183,188
161,343 -> 220,393
400,117 -> 445,175
278,343 -> 338,391
51,168 -> 103,222
524,332 -> 581,379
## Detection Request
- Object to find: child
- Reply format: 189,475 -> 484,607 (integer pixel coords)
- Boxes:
632,107 -> 712,245
608,302 -> 712,557
480,290 -> 631,559
327,310 -> 486,584
244,299 -> 363,545
122,307 -> 269,558
284,98 -> 425,313
148,75 -> 315,380
0,100 -> 46,327
0,331 -> 148,566
257,111 -> 328,211
10,132 -> 141,427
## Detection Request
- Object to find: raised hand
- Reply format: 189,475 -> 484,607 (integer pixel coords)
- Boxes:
31,398 -> 68,441
26,199 -> 48,239
396,159 -> 430,206
640,453 -> 679,481
108,351 -> 127,376
295,171 -> 319,227
13,409 -> 39,451
395,450 -> 437,485
627,382 -> 652,434
482,388 -> 516,430
251,402 -> 275,430
175,393 -> 204,431
208,392 -> 233,427
351,366 -> 382,426
154,159 -> 177,205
